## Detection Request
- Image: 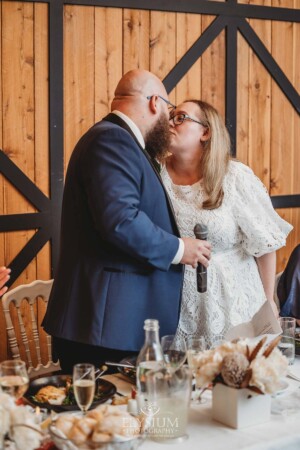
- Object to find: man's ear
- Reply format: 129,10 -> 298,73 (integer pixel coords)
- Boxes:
148,95 -> 158,114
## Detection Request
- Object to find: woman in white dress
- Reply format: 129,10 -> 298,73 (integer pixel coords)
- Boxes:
161,100 -> 293,346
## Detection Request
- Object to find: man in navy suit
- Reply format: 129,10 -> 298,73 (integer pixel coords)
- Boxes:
42,69 -> 211,372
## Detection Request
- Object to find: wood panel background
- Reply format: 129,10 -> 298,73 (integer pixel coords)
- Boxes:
0,0 -> 299,362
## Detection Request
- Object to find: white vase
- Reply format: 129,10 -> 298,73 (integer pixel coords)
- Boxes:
212,383 -> 271,429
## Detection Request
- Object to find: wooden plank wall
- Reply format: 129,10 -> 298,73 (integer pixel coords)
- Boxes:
0,1 -> 299,362
0,2 -> 50,363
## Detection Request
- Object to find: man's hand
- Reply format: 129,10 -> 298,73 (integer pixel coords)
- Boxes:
180,237 -> 211,268
0,266 -> 11,297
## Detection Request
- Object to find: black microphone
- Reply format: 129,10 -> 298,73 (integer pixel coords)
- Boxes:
194,224 -> 208,293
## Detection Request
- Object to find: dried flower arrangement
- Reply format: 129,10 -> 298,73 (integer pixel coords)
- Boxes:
193,336 -> 288,395
0,392 -> 43,450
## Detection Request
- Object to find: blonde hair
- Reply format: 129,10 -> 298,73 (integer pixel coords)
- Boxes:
187,100 -> 231,209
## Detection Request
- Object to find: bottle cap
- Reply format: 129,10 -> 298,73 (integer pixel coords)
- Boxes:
144,319 -> 159,330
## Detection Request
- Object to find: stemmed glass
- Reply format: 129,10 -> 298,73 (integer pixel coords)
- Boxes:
73,363 -> 95,415
210,334 -> 225,349
186,337 -> 207,403
161,335 -> 187,372
0,360 -> 29,401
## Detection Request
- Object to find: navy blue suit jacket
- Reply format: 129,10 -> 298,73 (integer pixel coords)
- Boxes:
42,114 -> 184,350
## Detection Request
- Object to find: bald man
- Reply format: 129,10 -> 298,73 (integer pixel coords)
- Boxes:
42,70 -> 211,372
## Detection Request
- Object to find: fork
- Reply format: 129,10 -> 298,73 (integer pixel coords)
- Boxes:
79,364 -> 107,381
95,365 -> 108,381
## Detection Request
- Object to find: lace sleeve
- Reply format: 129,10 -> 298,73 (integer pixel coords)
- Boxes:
231,162 -> 293,257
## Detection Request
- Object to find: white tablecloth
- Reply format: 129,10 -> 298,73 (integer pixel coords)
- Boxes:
104,357 -> 300,450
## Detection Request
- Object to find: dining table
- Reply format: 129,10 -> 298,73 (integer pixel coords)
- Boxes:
3,355 -> 299,450
102,355 -> 300,450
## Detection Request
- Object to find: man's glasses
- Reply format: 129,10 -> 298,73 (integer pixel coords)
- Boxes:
147,95 -> 176,111
169,112 -> 206,127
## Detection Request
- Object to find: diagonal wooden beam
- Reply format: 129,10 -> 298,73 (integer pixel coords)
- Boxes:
238,19 -> 300,114
163,15 -> 228,93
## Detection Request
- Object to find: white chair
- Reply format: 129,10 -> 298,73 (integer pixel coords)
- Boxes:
1,279 -> 60,378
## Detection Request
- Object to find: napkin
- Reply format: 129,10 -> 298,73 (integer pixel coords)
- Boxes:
225,301 -> 282,341
271,389 -> 300,416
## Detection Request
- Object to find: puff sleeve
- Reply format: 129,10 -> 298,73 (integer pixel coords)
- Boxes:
232,162 -> 293,257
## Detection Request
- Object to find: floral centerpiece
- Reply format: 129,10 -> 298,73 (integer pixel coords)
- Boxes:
192,336 -> 288,429
0,392 -> 44,450
194,336 -> 287,394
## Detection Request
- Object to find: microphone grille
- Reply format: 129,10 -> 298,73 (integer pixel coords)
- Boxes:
194,223 -> 208,239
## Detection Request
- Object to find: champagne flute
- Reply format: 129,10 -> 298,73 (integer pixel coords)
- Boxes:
0,360 -> 29,401
73,363 -> 95,415
161,335 -> 187,372
186,337 -> 207,403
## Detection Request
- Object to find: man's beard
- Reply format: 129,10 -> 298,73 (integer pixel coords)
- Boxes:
144,112 -> 170,161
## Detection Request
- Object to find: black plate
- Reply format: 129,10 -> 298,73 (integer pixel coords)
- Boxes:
117,356 -> 137,384
24,374 -> 116,413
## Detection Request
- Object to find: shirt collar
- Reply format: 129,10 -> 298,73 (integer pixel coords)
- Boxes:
111,110 -> 145,149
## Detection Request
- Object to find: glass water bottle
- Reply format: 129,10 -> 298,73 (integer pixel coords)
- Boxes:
136,319 -> 164,413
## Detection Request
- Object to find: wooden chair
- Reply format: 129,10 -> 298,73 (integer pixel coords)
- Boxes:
1,279 -> 60,378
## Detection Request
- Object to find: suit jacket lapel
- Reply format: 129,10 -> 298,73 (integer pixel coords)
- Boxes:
103,113 -> 180,237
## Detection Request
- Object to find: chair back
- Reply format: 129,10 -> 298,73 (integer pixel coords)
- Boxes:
1,279 -> 60,378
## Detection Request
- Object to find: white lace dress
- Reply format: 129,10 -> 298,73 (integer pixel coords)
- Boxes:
161,160 -> 293,346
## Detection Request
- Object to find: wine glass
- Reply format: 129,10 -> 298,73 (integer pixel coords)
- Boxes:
210,334 -> 225,349
186,337 -> 207,403
0,360 -> 29,401
73,363 -> 95,415
161,335 -> 187,372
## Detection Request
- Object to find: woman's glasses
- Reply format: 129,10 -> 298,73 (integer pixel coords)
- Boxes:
170,112 -> 206,127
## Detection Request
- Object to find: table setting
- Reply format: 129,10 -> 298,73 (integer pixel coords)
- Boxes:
1,315 -> 300,450
103,355 -> 300,450
25,373 -> 116,413
0,360 -> 141,450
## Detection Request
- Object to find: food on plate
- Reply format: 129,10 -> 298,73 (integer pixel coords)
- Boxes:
111,395 -> 130,405
91,431 -> 112,443
35,385 -> 66,405
122,366 -> 136,378
68,417 -> 98,445
54,404 -> 141,444
31,376 -> 105,406
54,415 -> 75,436
85,409 -> 104,421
